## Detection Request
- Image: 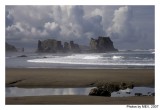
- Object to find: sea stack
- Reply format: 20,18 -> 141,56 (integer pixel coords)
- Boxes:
37,39 -> 63,53
37,39 -> 81,53
90,36 -> 118,52
6,42 -> 17,52
69,41 -> 81,53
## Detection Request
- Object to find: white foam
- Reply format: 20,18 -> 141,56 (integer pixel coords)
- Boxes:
112,56 -> 124,60
27,58 -> 154,66
64,54 -> 102,60
112,87 -> 154,97
83,56 -> 102,59
7,52 -> 154,68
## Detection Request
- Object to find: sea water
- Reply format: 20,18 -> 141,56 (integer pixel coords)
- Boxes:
6,49 -> 154,69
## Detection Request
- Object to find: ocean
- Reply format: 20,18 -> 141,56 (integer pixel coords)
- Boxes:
6,49 -> 155,69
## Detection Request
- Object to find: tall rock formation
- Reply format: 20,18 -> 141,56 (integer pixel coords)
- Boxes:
63,42 -> 70,52
37,39 -> 63,52
69,41 -> 81,53
90,36 -> 118,52
37,39 -> 81,53
6,42 -> 17,52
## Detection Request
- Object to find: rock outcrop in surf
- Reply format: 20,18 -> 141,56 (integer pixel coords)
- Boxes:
37,36 -> 118,53
90,36 -> 118,52
37,39 -> 63,53
37,39 -> 81,53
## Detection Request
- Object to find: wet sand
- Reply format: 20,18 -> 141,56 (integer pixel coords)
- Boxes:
6,68 -> 154,104
6,68 -> 154,88
6,96 -> 154,105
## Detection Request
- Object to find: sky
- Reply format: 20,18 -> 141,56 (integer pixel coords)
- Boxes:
5,5 -> 155,51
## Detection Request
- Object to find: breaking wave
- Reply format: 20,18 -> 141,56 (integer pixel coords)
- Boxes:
6,50 -> 154,68
112,56 -> 124,60
27,52 -> 154,67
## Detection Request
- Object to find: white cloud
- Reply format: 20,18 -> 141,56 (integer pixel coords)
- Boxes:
91,8 -> 103,16
44,22 -> 60,31
107,6 -> 134,40
106,6 -> 154,49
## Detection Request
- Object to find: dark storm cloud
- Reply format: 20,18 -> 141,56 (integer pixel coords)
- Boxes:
5,9 -> 14,27
5,5 -> 154,50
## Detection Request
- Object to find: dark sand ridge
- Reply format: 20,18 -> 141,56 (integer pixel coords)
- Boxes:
6,68 -> 154,104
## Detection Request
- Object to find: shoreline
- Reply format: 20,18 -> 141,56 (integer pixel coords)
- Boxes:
6,66 -> 155,69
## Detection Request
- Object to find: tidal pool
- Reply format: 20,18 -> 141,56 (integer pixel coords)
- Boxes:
6,87 -> 154,97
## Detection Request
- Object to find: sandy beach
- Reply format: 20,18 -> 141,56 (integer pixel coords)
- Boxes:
6,68 -> 154,104
6,68 -> 154,87
6,96 -> 154,105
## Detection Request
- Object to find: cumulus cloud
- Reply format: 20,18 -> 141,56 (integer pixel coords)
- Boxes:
107,6 -> 135,41
5,5 -> 154,50
44,22 -> 61,37
107,6 -> 154,49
